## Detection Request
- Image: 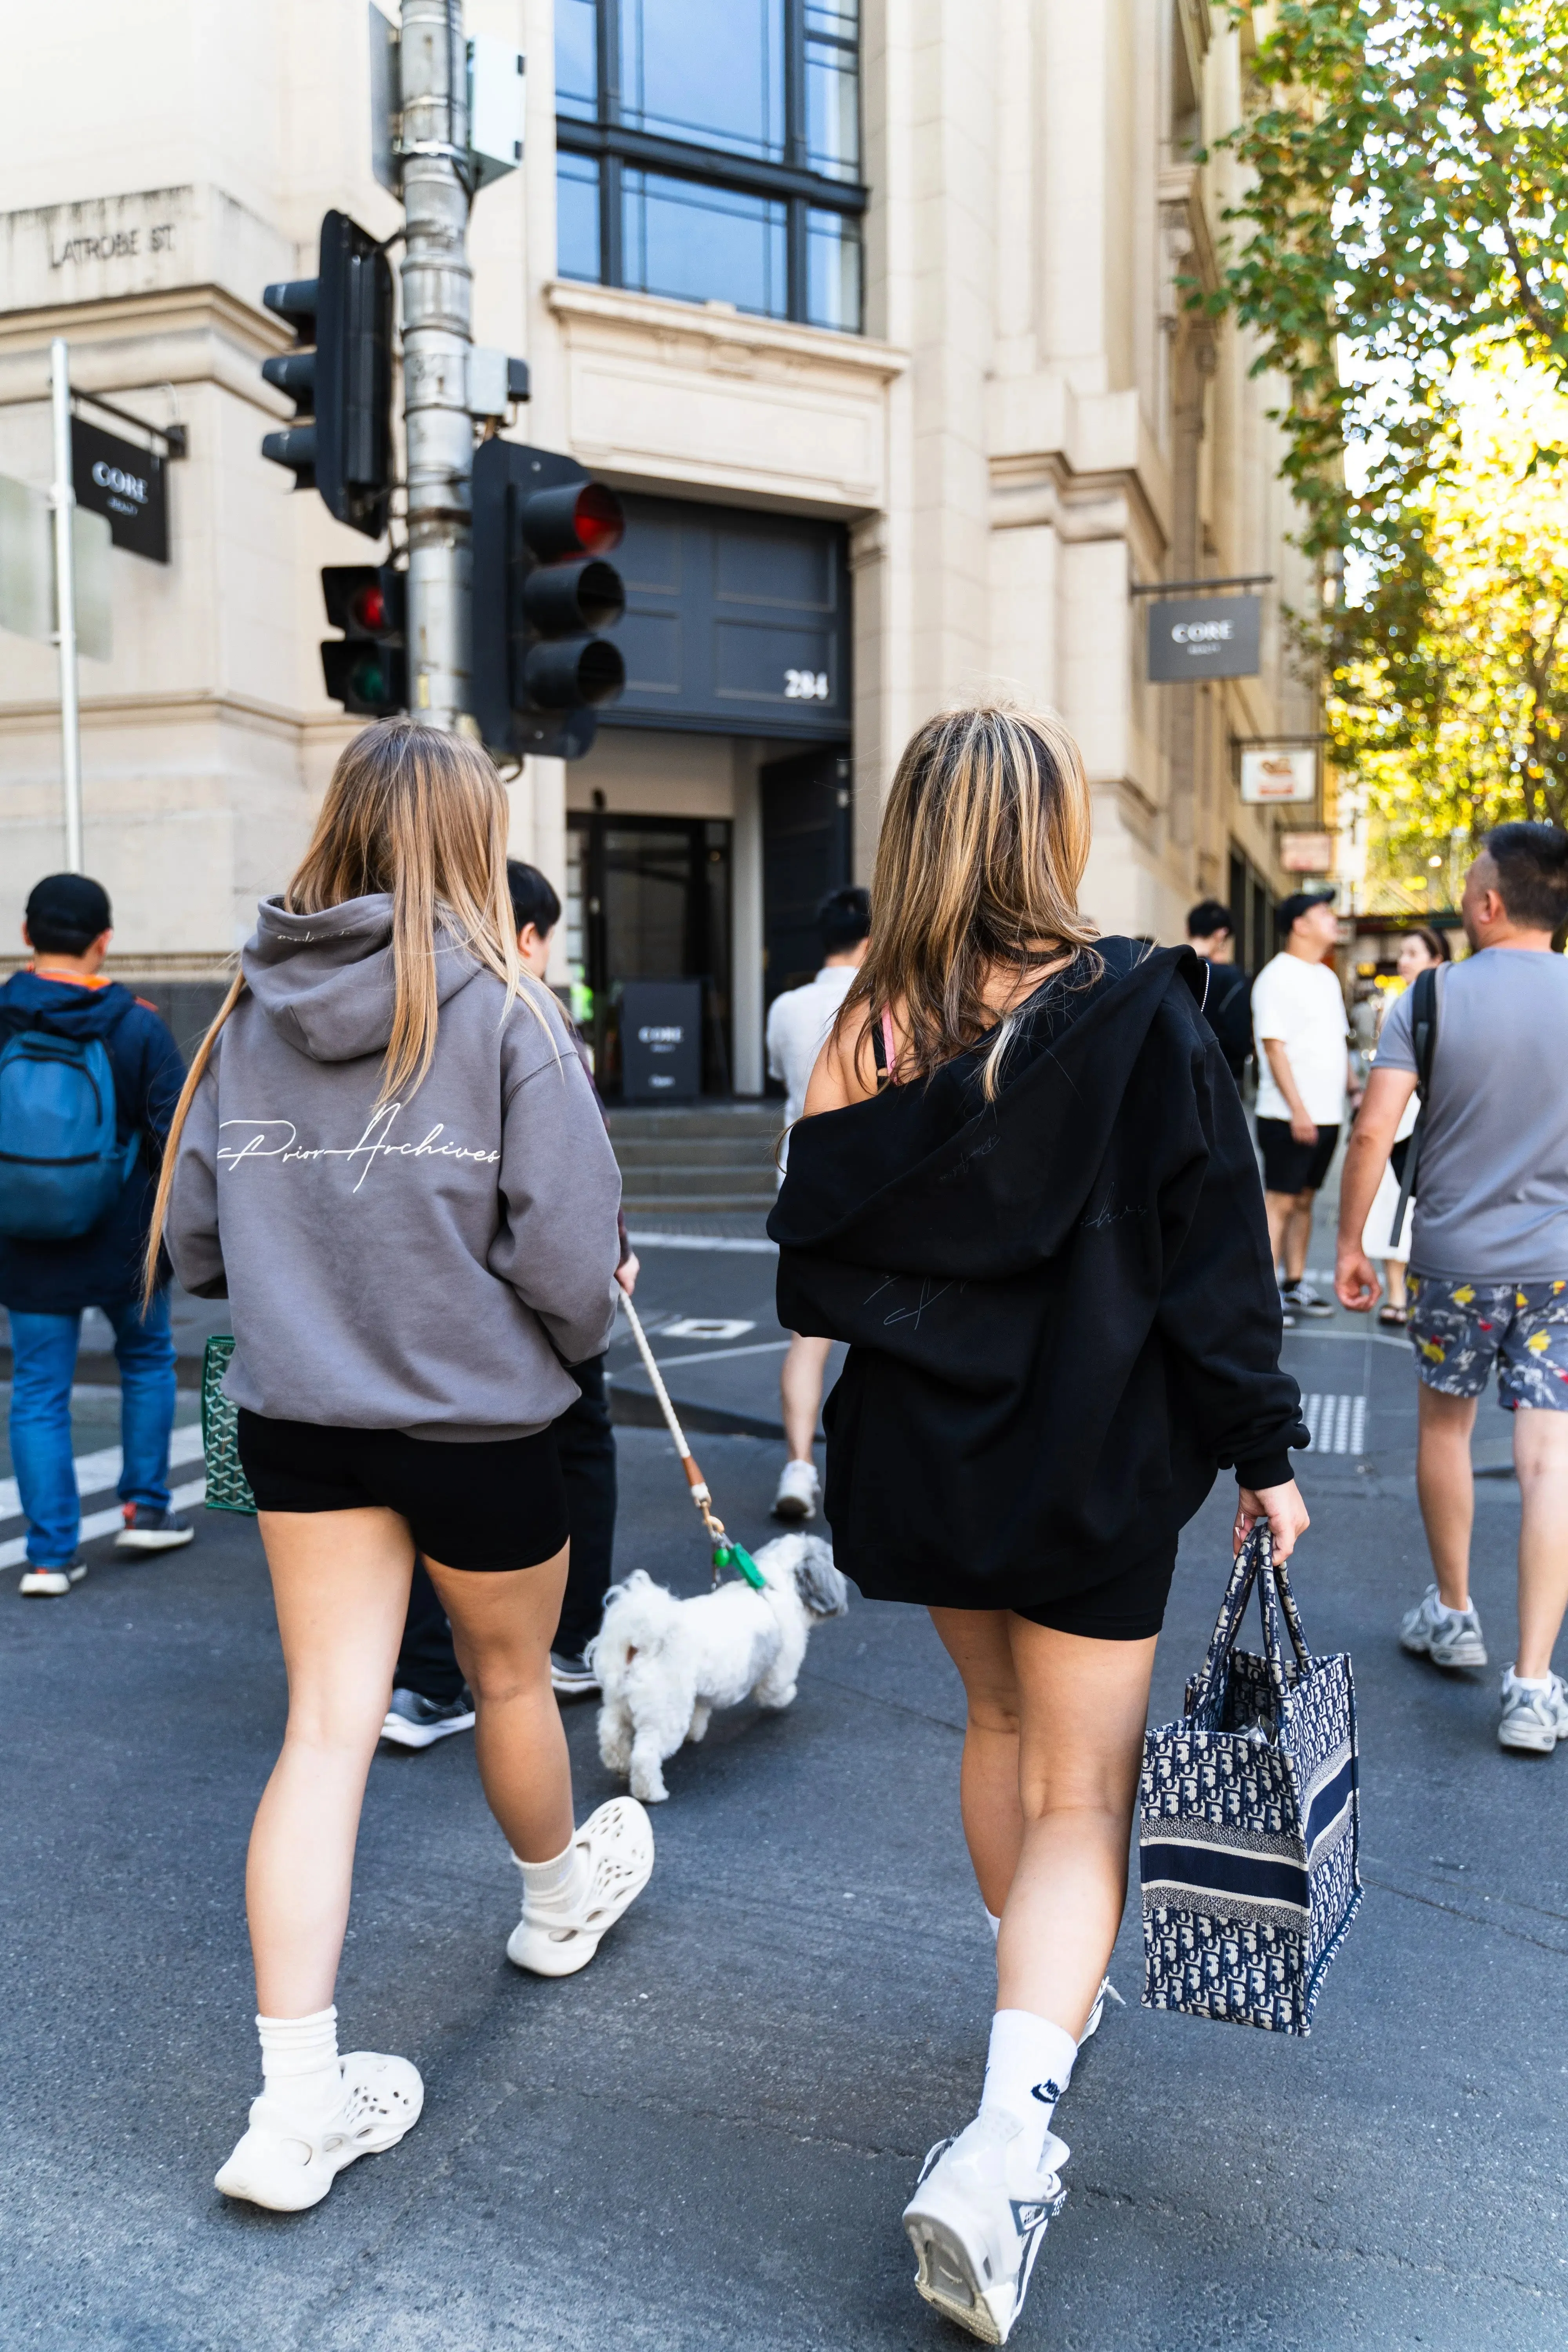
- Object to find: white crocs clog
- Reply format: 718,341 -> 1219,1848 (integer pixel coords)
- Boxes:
506,1797 -> 655,1978
214,2051 -> 423,2212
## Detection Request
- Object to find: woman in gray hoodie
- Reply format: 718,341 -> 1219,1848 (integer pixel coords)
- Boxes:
149,718 -> 653,2212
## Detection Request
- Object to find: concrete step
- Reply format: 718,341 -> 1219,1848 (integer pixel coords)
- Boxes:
621,1194 -> 779,1217
612,1135 -> 780,1172
618,1164 -> 780,1200
606,1103 -> 780,1142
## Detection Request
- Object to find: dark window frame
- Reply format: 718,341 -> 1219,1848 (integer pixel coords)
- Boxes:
557,0 -> 867,328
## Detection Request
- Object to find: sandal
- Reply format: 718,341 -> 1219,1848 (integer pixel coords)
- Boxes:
507,1797 -> 655,1978
1377,1305 -> 1408,1328
214,2051 -> 423,2212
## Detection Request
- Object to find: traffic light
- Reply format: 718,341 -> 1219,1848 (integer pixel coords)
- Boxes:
260,212 -> 393,539
472,440 -> 627,760
320,566 -> 407,715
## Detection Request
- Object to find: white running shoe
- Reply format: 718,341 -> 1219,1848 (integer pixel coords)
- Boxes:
1399,1585 -> 1488,1670
214,2051 -> 423,2212
904,2111 -> 1070,2345
506,1797 -> 655,1978
18,1562 -> 86,1596
772,1459 -> 820,1523
1497,1670 -> 1568,1755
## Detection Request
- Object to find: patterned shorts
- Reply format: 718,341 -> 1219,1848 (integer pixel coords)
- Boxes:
1407,1276 -> 1568,1410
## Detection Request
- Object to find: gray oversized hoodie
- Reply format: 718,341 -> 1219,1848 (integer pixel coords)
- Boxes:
165,895 -> 622,1440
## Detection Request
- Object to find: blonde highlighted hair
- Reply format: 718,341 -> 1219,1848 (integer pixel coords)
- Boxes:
144,717 -> 538,1303
840,703 -> 1100,1095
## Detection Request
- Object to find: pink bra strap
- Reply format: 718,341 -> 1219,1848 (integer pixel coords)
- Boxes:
879,1006 -> 898,1082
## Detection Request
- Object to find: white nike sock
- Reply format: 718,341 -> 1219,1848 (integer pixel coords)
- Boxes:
985,1908 -> 1001,1942
516,1835 -> 589,1917
979,2007 -> 1078,2140
257,2005 -> 342,2123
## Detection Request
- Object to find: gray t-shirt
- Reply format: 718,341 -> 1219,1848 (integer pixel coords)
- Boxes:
1376,947 -> 1568,1279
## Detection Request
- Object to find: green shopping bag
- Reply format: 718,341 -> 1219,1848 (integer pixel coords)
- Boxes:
200,1336 -> 257,1515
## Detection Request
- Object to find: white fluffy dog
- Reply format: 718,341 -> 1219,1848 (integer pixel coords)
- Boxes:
590,1533 -> 848,1803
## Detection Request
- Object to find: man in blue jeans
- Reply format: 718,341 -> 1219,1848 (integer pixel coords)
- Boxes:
0,875 -> 189,1593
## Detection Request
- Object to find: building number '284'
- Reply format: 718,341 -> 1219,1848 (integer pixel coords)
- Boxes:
784,669 -> 831,701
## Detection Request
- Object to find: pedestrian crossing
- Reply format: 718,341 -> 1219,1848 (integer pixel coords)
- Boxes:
0,1423 -> 207,1570
1302,1392 -> 1366,1456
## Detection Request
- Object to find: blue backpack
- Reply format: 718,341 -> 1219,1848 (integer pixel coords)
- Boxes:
0,1020 -> 141,1240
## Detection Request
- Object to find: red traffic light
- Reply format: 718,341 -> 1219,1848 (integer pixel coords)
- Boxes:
571,483 -> 624,557
348,582 -> 388,632
519,479 -> 625,563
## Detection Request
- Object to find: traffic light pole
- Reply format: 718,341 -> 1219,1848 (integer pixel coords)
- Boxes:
49,338 -> 84,872
399,0 -> 473,731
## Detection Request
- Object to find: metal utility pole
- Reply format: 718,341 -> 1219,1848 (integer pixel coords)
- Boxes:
49,338 -> 83,869
399,0 -> 474,731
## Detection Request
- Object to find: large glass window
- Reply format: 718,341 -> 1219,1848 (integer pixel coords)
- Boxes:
555,0 -> 864,332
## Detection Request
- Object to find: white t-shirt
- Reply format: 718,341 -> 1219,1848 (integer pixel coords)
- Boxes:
1251,951 -> 1349,1125
766,964 -> 858,1171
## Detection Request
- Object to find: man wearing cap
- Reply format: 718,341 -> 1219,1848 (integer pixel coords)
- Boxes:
0,876 -> 189,1593
1250,890 -> 1357,1326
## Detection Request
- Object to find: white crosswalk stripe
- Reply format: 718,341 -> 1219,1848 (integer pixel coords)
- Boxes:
1302,1392 -> 1367,1456
0,1422 -> 206,1525
0,1477 -> 208,1570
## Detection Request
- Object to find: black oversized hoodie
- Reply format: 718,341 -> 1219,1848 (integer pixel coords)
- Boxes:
768,940 -> 1307,1611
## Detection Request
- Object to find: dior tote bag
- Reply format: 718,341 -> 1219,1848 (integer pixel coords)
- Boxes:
1139,1524 -> 1361,2034
200,1335 -> 258,1516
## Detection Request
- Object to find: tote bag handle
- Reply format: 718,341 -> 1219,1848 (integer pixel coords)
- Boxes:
1189,1524 -> 1310,1726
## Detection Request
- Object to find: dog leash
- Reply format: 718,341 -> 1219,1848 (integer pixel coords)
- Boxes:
619,1293 -> 767,1592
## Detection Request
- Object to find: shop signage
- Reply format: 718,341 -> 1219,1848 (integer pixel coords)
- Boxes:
619,980 -> 702,1102
1280,831 -> 1335,873
1147,594 -> 1260,681
1240,748 -> 1316,804
71,417 -> 168,563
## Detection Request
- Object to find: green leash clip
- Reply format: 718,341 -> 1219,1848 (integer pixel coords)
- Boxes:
713,1539 -> 767,1592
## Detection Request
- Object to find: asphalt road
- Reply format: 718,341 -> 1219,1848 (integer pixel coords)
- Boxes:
4,1221 -> 1566,2349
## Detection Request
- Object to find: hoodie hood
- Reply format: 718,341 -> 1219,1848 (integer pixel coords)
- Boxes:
769,944 -> 1207,1279
0,969 -> 138,1040
241,894 -> 488,1064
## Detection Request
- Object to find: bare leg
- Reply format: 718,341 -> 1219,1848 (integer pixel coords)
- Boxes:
1264,1191 -> 1295,1278
1416,1383 -> 1478,1611
425,1546 -> 575,1863
780,1333 -> 833,1462
1511,1409 -> 1568,1679
932,1607 -> 1156,2039
930,1608 -> 1024,1915
247,1508 -> 415,2019
1383,1261 -> 1408,1311
1281,1187 -> 1317,1284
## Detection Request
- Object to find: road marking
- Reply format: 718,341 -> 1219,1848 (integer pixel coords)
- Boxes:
0,1476 -> 208,1571
657,1317 -> 757,1342
1303,1393 -> 1366,1455
626,1230 -> 777,1253
0,1422 -> 205,1524
626,1339 -> 794,1372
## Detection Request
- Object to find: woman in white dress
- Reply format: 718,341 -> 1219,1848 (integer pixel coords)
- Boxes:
1361,926 -> 1452,1325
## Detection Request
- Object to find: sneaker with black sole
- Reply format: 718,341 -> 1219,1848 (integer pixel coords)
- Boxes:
903,2112 -> 1071,2345
772,1459 -> 820,1522
379,1687 -> 476,1749
1399,1584 -> 1488,1670
1281,1280 -> 1334,1320
18,1561 -> 87,1597
550,1649 -> 600,1699
1497,1669 -> 1568,1755
115,1505 -> 195,1553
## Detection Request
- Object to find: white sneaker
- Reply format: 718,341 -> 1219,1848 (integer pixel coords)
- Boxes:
772,1459 -> 820,1523
904,2111 -> 1069,2345
18,1562 -> 86,1596
506,1797 -> 655,1978
214,2052 -> 423,2212
1497,1670 -> 1568,1755
1399,1585 -> 1488,1670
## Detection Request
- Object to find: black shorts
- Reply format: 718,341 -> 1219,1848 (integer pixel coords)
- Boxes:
1257,1118 -> 1340,1196
1012,1541 -> 1178,1642
236,1411 -> 570,1573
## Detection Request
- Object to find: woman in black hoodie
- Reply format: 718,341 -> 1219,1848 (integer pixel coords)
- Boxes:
769,705 -> 1308,2345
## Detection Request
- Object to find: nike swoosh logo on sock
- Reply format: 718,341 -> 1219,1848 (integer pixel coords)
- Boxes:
1030,2079 -> 1062,2105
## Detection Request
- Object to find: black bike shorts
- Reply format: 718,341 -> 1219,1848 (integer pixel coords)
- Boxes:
1257,1118 -> 1340,1196
236,1411 -> 569,1573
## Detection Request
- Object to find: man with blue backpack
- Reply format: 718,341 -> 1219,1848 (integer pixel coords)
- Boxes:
0,875 -> 190,1593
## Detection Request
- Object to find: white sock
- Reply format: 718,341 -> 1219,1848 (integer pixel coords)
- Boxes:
980,2007 -> 1078,2141
257,2005 -> 341,2123
985,1908 -> 1001,1942
516,1835 -> 589,1916
1506,1668 -> 1552,1693
1436,1595 -> 1473,1619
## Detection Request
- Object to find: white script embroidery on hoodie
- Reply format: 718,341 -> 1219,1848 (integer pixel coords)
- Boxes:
218,1104 -> 501,1193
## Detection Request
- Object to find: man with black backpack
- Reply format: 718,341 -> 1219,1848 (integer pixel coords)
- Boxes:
0,875 -> 189,1593
1336,825 -> 1568,1753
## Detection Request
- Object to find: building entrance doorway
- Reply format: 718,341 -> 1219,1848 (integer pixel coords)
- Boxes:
565,814 -> 733,1096
761,746 -> 853,1022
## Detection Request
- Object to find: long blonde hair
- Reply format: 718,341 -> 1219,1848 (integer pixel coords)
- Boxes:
144,717 -> 530,1302
840,704 -> 1100,1096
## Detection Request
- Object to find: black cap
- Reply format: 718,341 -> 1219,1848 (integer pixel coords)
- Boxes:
1277,888 -> 1335,935
25,873 -> 113,955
